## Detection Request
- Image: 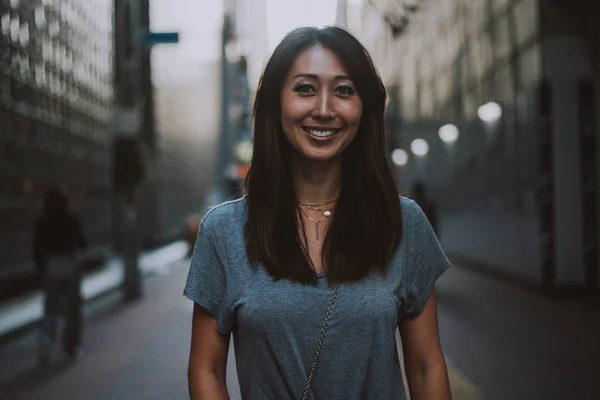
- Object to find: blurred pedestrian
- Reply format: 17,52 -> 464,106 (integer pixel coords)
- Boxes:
119,190 -> 142,301
33,187 -> 87,364
411,181 -> 439,236
185,26 -> 451,400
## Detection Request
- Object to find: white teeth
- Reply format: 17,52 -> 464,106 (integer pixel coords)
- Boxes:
308,129 -> 336,138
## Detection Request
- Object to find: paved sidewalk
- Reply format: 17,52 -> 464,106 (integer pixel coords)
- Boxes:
0,258 -> 195,400
436,264 -> 599,400
0,241 -> 189,342
0,258 -> 478,400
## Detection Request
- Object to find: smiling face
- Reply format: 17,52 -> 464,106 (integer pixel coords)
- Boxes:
280,45 -> 363,163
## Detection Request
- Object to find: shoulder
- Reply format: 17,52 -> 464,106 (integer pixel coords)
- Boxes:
200,196 -> 247,235
399,196 -> 430,232
399,196 -> 421,220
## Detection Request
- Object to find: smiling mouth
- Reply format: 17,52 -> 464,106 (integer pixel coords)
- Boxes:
301,126 -> 343,139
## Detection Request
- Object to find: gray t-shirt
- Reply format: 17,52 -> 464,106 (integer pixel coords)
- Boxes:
184,196 -> 450,399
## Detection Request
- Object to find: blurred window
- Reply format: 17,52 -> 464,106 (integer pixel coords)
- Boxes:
419,81 -> 434,118
514,0 -> 538,46
495,63 -> 514,103
492,0 -> 511,14
494,14 -> 511,63
460,47 -> 470,94
518,41 -> 541,91
470,37 -> 483,81
480,31 -> 493,79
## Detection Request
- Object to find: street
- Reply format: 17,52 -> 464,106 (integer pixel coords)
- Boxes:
0,257 -> 597,400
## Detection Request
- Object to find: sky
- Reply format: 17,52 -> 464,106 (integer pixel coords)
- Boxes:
150,0 -> 223,84
150,0 -> 339,85
266,0 -> 338,52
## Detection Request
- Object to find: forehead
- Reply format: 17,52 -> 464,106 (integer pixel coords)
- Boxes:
287,45 -> 349,78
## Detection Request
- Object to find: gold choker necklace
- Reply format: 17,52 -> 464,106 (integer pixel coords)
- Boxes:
298,198 -> 337,208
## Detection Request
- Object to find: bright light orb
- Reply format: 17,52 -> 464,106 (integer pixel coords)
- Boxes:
410,138 -> 429,156
391,148 -> 408,166
438,124 -> 459,143
477,101 -> 502,122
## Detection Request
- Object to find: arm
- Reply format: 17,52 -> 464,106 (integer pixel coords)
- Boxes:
188,303 -> 231,400
400,289 -> 452,400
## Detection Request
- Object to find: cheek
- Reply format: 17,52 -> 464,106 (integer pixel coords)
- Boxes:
280,98 -> 298,136
281,93 -> 309,122
339,101 -> 363,128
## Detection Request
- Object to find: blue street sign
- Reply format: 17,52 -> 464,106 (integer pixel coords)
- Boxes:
146,31 -> 179,46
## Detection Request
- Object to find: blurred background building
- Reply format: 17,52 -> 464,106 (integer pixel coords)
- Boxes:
0,0 -> 225,298
341,0 -> 599,294
0,0 -> 114,298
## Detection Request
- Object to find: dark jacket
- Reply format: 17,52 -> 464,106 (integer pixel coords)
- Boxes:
33,213 -> 87,272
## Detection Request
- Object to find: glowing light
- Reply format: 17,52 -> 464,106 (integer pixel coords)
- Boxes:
235,140 -> 253,163
391,148 -> 408,166
477,101 -> 502,122
438,124 -> 459,143
410,138 -> 429,157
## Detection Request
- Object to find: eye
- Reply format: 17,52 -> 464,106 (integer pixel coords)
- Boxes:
293,83 -> 315,94
336,85 -> 356,96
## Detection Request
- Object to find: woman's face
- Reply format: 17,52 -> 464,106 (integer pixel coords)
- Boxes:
280,45 -> 363,162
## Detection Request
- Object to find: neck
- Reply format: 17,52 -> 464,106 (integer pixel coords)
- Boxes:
291,154 -> 342,205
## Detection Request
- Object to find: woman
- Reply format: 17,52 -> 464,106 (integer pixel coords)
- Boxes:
184,26 -> 452,399
34,187 -> 87,364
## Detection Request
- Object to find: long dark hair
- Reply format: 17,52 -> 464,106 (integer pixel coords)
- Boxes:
244,26 -> 402,284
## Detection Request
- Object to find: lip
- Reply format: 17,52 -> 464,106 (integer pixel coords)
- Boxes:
301,125 -> 343,140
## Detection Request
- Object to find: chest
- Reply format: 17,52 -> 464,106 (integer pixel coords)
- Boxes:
232,272 -> 401,337
305,239 -> 325,274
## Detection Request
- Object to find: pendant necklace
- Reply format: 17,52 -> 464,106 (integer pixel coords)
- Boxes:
298,199 -> 337,240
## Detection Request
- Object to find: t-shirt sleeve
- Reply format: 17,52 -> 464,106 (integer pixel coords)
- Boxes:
183,218 -> 232,334
401,198 -> 451,320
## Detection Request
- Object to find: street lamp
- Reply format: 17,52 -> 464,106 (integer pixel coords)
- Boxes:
391,148 -> 408,166
410,138 -> 429,156
438,123 -> 459,144
477,101 -> 502,123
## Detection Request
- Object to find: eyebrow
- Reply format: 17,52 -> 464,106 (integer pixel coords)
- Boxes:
292,73 -> 351,80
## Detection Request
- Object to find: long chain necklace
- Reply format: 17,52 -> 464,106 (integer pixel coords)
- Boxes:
298,199 -> 337,240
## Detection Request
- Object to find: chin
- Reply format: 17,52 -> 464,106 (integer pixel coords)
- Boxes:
296,149 -> 342,163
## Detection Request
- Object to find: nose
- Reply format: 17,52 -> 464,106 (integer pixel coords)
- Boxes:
312,91 -> 335,121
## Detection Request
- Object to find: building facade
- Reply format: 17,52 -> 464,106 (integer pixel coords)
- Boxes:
0,0 -> 113,293
217,0 -> 269,194
344,0 -> 599,293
